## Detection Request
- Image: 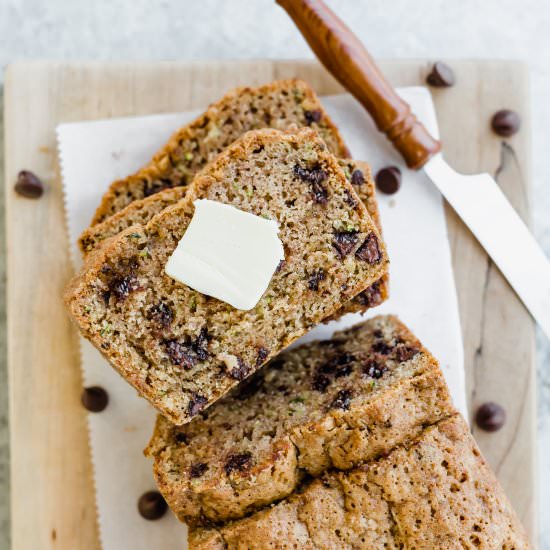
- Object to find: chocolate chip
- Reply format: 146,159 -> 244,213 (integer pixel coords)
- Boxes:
137,491 -> 167,520
190,462 -> 208,478
175,432 -> 189,444
334,363 -> 353,378
255,347 -> 269,367
194,327 -> 210,361
426,61 -> 455,87
304,109 -> 322,125
329,389 -> 353,410
164,340 -> 197,370
491,110 -> 521,137
294,164 -> 328,205
363,359 -> 385,379
224,452 -> 253,475
187,393 -> 208,417
111,275 -> 140,301
148,302 -> 174,329
312,373 -> 331,392
355,233 -> 382,264
332,230 -> 359,259
81,386 -> 109,412
14,170 -> 44,199
229,357 -> 250,381
475,402 -> 506,432
375,166 -> 401,195
350,169 -> 365,186
344,188 -> 358,208
355,281 -> 383,307
275,259 -> 286,273
308,268 -> 326,291
164,328 -> 209,368
372,341 -> 393,355
394,345 -> 419,362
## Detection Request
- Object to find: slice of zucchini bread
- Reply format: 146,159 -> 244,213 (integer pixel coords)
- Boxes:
145,315 -> 454,526
78,159 -> 387,312
65,128 -> 389,425
91,79 -> 349,225
190,414 -> 530,550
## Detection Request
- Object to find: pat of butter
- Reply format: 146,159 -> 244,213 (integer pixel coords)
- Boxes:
165,199 -> 285,310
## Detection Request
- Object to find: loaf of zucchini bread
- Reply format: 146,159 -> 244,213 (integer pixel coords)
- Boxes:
65,128 -> 388,425
145,315 -> 454,526
190,414 -> 530,549
78,159 -> 387,313
91,79 -> 349,225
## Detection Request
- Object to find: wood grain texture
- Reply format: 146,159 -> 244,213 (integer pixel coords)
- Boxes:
4,59 -> 535,549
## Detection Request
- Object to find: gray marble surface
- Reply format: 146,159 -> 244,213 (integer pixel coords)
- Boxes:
0,0 -> 549,548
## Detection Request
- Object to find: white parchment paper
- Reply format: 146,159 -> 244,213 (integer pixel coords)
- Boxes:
57,87 -> 465,550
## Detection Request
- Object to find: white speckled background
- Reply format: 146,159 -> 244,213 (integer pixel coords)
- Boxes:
0,1 -> 548,548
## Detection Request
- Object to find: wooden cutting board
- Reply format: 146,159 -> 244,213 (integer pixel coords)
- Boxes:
4,59 -> 536,549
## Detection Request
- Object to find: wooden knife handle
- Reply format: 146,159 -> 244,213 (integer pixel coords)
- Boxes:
276,0 -> 441,169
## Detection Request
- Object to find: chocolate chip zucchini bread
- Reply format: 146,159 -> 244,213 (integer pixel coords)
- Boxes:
65,128 -> 389,425
78,159 -> 387,312
91,79 -> 349,225
145,315 -> 454,525
190,414 -> 530,549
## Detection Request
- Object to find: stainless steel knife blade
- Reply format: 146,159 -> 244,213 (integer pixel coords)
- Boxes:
424,153 -> 550,339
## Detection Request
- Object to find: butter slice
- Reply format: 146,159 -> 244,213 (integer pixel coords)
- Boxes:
165,199 -> 285,310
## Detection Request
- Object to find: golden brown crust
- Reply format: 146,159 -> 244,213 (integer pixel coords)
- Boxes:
65,128 -> 389,425
91,79 -> 349,225
191,415 -> 531,549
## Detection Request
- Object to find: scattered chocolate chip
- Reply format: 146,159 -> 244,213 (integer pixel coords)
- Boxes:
187,393 -> 208,417
334,363 -> 353,378
174,432 -> 189,444
275,259 -> 286,273
355,282 -> 383,307
190,462 -> 208,478
164,328 -> 209,368
350,169 -> 365,186
329,389 -> 353,410
332,230 -> 359,259
373,329 -> 384,339
111,275 -> 140,301
81,386 -> 109,412
394,345 -> 419,362
363,359 -> 385,379
426,61 -> 455,87
255,347 -> 269,368
137,491 -> 167,520
475,402 -> 506,432
194,327 -> 210,361
294,164 -> 328,205
312,373 -> 331,392
224,452 -> 253,475
304,109 -> 322,125
14,170 -> 44,199
355,233 -> 382,264
491,110 -> 521,137
164,340 -> 197,370
375,166 -> 401,195
308,268 -> 326,291
229,357 -> 251,381
344,188 -> 358,208
147,302 -> 174,328
372,341 -> 393,355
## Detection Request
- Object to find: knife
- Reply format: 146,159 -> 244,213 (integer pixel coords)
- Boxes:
277,0 -> 550,340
